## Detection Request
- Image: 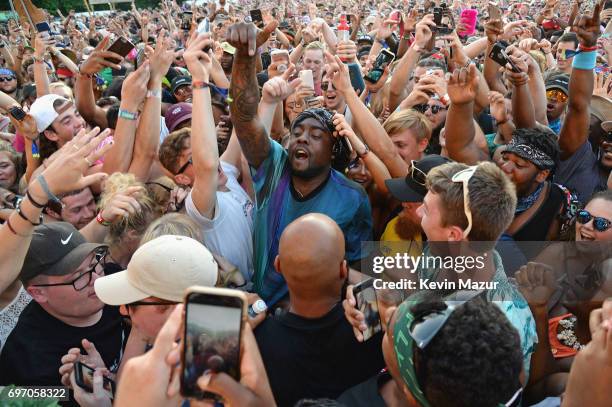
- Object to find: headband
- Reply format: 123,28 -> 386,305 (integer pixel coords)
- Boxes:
504,136 -> 556,170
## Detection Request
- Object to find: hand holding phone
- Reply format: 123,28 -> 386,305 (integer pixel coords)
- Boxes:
298,69 -> 315,90
489,42 -> 521,72
352,279 -> 382,341
106,37 -> 135,64
364,49 -> 395,84
73,361 -> 115,400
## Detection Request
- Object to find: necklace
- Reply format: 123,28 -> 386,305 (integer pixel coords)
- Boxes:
557,315 -> 585,351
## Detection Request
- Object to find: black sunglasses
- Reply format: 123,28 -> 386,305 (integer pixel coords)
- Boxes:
32,248 -> 107,291
577,210 -> 611,232
414,104 -> 446,114
176,157 -> 193,175
321,81 -> 336,90
145,181 -> 174,193
0,76 -> 15,82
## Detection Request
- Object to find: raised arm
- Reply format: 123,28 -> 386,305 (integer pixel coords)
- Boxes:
33,34 -> 52,97
182,34 -> 218,219
227,22 -> 277,169
444,64 -> 489,164
505,47 -> 537,129
327,53 -> 408,178
558,3 -> 601,159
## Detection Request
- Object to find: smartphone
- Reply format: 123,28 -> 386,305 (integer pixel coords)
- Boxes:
134,47 -> 146,70
459,9 -> 478,36
8,106 -> 26,121
488,2 -> 502,20
35,21 -> 52,39
250,9 -> 264,28
182,11 -> 193,31
489,42 -> 520,72
299,69 -> 315,90
181,287 -> 247,400
364,49 -> 395,84
352,279 -> 382,341
271,49 -> 289,72
107,37 -> 135,64
389,10 -> 401,23
432,7 -> 453,34
73,362 -> 116,399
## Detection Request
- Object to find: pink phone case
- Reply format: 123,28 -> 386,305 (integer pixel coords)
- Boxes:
459,9 -> 478,37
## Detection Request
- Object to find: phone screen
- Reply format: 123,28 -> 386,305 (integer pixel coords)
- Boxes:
250,9 -> 264,28
107,37 -> 135,62
182,295 -> 243,399
75,362 -> 115,399
353,279 -> 381,341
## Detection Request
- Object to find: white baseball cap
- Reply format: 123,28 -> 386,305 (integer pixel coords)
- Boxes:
29,94 -> 69,133
94,235 -> 218,305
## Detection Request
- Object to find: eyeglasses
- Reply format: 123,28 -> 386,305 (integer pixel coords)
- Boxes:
414,104 -> 446,114
32,248 -> 107,291
451,166 -> 477,238
409,160 -> 427,186
145,181 -> 174,192
347,157 -> 361,170
0,76 -> 15,82
176,157 -> 192,175
129,300 -> 179,307
546,89 -> 568,103
577,210 -> 611,232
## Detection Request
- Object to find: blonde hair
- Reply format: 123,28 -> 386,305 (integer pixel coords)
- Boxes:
100,172 -> 162,246
426,162 -> 517,243
140,213 -> 202,245
49,82 -> 74,101
383,109 -> 432,143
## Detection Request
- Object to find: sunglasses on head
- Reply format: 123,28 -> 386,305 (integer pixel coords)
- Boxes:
414,104 -> 446,114
409,160 -> 427,186
451,166 -> 477,238
577,210 -> 611,232
0,76 -> 15,82
546,89 -> 568,103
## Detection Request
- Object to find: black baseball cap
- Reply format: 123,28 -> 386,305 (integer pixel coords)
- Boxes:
171,76 -> 192,94
20,222 -> 107,284
385,155 -> 451,202
545,73 -> 569,95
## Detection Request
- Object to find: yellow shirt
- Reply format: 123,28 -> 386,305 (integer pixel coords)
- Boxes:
380,216 -> 423,258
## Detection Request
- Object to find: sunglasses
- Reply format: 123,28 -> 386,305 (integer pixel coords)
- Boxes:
451,166 -> 477,238
414,104 -> 446,114
176,157 -> 192,175
145,181 -> 174,192
0,76 -> 15,82
546,89 -> 568,103
409,160 -> 427,186
576,210 -> 611,232
321,81 -> 336,90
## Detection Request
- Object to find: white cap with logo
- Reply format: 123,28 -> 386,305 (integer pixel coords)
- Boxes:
29,94 -> 69,133
94,235 -> 218,305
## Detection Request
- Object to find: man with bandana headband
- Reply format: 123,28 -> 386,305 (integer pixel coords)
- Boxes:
227,22 -> 372,306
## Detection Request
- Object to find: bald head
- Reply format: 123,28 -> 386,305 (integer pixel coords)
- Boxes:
277,214 -> 346,300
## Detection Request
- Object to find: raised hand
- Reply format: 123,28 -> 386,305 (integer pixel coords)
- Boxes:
414,15 -> 435,49
33,32 -> 55,58
120,62 -> 150,111
332,112 -> 357,140
99,186 -> 144,223
148,29 -> 176,81
594,72 -> 612,98
489,91 -> 509,124
226,21 -> 278,57
572,0 -> 603,47
324,52 -> 353,94
447,63 -> 479,105
183,33 -> 213,82
78,36 -> 123,75
261,65 -> 301,104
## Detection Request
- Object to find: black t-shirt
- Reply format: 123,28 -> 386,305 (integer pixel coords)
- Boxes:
254,303 -> 385,407
337,370 -> 392,407
0,302 -> 126,388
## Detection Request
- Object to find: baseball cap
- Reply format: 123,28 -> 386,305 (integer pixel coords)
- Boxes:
20,222 -> 107,284
591,95 -> 612,123
385,155 -> 452,202
545,73 -> 569,95
602,121 -> 612,133
220,42 -> 236,55
30,94 -> 69,133
0,68 -> 16,78
164,102 -> 193,132
171,75 -> 192,94
357,35 -> 373,44
94,235 -> 218,305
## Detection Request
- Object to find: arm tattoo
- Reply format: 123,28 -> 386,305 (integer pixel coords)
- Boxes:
230,52 -> 271,168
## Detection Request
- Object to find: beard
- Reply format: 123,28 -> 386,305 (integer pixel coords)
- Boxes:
395,213 -> 422,240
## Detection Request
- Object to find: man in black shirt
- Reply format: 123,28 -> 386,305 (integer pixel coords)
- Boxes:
0,222 -> 125,388
255,214 -> 384,407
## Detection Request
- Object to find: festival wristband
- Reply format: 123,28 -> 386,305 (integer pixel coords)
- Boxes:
146,89 -> 162,99
118,109 -> 138,120
572,50 -> 597,71
192,81 -> 210,89
96,212 -> 111,227
36,175 -> 62,205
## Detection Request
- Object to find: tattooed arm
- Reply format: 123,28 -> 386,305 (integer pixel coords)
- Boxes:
227,22 -> 277,169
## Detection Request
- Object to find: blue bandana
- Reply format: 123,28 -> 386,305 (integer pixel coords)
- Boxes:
515,182 -> 545,214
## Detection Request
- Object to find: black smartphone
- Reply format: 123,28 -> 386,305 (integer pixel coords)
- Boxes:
181,287 -> 247,400
250,9 -> 264,28
73,362 -> 115,399
8,106 -> 26,121
364,49 -> 395,84
107,37 -> 135,64
182,11 -> 193,31
352,279 -> 382,341
489,42 -> 521,72
433,7 -> 453,34
35,21 -> 52,39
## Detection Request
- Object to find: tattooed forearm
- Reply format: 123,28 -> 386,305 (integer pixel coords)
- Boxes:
230,52 -> 271,168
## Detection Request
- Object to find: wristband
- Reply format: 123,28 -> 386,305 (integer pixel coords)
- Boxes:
16,198 -> 43,226
26,189 -> 46,208
96,212 -> 112,227
118,108 -> 138,120
146,89 -> 162,98
192,81 -> 210,89
572,50 -> 597,71
357,144 -> 369,158
36,175 -> 62,206
6,217 -> 29,237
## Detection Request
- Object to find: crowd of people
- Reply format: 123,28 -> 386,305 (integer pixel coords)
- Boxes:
0,0 -> 611,405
